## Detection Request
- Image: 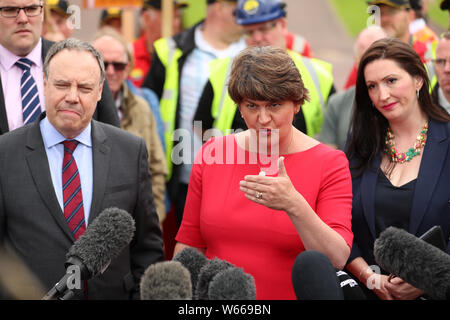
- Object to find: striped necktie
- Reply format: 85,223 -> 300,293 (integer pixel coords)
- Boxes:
62,140 -> 86,240
15,58 -> 41,124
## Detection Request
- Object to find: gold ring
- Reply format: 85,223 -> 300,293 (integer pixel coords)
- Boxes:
256,192 -> 262,200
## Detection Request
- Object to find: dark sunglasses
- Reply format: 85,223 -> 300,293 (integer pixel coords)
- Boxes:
103,61 -> 128,71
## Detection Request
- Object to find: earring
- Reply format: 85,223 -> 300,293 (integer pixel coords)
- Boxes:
416,89 -> 420,99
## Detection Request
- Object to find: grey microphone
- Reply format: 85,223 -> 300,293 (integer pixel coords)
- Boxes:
172,247 -> 208,295
42,207 -> 135,300
208,267 -> 256,300
374,226 -> 450,300
195,258 -> 233,300
140,261 -> 192,300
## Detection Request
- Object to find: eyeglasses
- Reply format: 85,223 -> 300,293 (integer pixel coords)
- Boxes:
0,5 -> 43,18
103,61 -> 128,71
243,21 -> 278,38
432,58 -> 450,68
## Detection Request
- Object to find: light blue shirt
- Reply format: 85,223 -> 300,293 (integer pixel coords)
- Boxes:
40,117 -> 93,226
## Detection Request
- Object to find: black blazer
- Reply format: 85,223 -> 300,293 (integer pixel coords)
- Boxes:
0,113 -> 164,299
348,120 -> 450,268
0,38 -> 120,135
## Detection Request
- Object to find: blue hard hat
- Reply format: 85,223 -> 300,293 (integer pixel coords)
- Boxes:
234,0 -> 286,25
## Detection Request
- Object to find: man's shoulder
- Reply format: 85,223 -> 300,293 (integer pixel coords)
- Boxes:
0,123 -> 31,145
329,86 -> 355,103
0,124 -> 35,162
172,22 -> 200,53
94,120 -> 143,145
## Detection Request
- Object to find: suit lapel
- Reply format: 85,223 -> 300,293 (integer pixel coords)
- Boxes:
25,117 -> 74,241
88,121 -> 110,224
360,154 -> 381,240
0,75 -> 8,134
409,120 -> 449,235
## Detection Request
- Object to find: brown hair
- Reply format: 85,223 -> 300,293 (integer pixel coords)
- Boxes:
227,46 -> 309,106
346,37 -> 450,177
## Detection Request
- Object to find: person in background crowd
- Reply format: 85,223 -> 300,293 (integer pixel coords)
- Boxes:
368,0 -> 430,60
344,0 -> 433,90
174,46 -> 353,299
99,7 -> 122,34
0,38 -> 164,299
142,0 -> 245,227
0,0 -> 119,136
42,0 -> 72,41
92,28 -> 168,224
409,0 -> 438,56
431,31 -> 450,114
319,26 -> 387,150
345,38 -> 450,299
130,0 -> 187,87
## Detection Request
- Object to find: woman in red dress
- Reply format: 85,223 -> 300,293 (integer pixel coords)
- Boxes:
174,46 -> 353,299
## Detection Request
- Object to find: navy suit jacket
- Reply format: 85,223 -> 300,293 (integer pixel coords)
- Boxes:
348,119 -> 450,268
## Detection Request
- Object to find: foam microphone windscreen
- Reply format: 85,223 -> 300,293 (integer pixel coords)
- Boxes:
173,247 -> 208,294
195,258 -> 233,300
66,207 -> 136,278
374,226 -> 450,300
208,267 -> 256,300
140,261 -> 192,300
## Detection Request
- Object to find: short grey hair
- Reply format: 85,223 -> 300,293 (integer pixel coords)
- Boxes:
43,38 -> 106,84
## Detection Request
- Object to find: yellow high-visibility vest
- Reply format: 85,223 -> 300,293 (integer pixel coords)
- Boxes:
154,37 -> 183,180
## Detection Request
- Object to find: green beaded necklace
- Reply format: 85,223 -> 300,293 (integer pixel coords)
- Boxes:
384,123 -> 428,164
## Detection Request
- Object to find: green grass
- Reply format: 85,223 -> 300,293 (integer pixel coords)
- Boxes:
328,0 -> 370,37
329,0 -> 449,38
428,1 -> 449,30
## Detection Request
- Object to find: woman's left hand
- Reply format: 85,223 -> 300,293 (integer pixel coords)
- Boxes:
384,277 -> 425,300
239,157 -> 301,212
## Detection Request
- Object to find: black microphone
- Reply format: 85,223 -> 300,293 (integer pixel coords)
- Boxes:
42,207 -> 136,300
374,226 -> 450,300
336,270 -> 366,300
172,247 -> 208,295
292,250 -> 345,300
208,267 -> 256,300
196,258 -> 233,300
140,261 -> 192,300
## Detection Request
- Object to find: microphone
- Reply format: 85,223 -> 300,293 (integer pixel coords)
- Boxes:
42,207 -> 136,300
172,247 -> 208,295
292,250 -> 345,300
208,267 -> 256,300
140,261 -> 192,300
336,270 -> 366,300
374,226 -> 450,300
195,258 -> 233,300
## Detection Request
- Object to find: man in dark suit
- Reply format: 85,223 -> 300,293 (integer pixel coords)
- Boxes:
0,38 -> 164,299
0,0 -> 119,135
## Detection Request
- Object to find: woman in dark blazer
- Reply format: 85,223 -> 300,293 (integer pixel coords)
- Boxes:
345,38 -> 450,300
